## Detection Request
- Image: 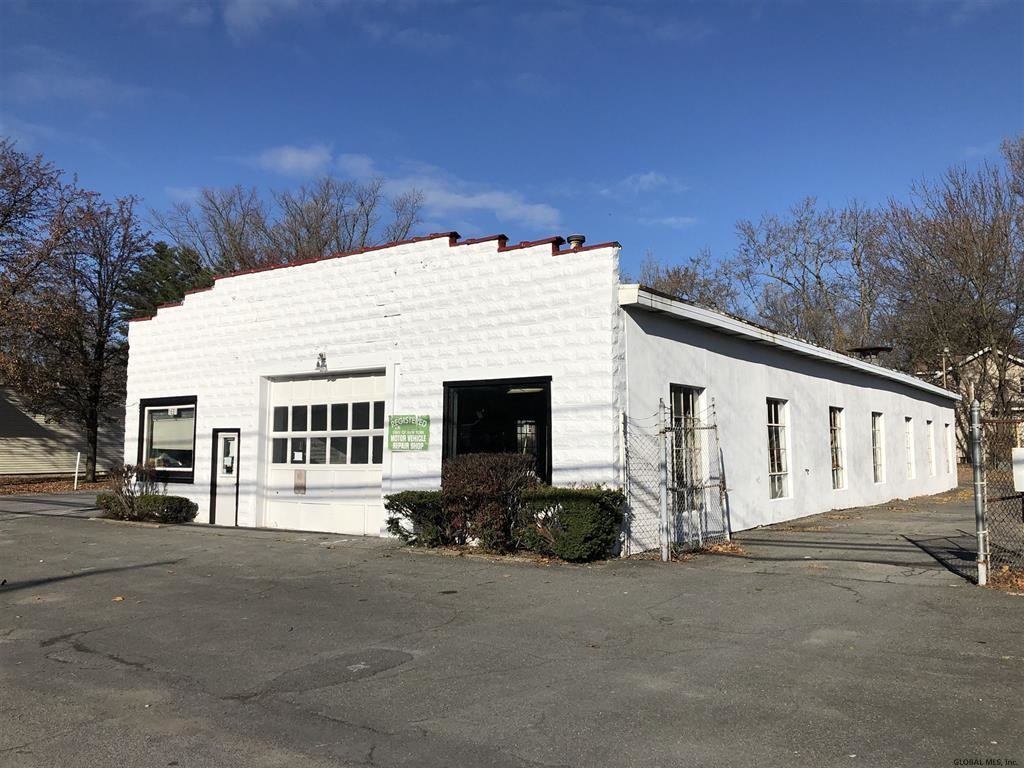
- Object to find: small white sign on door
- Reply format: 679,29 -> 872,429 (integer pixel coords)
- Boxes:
1013,447 -> 1024,493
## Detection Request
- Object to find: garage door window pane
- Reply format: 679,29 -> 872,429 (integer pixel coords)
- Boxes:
372,435 -> 383,464
329,436 -> 348,464
273,406 -> 288,432
331,403 -> 348,430
272,438 -> 288,464
290,437 -> 306,463
351,435 -> 369,464
309,437 -> 327,464
352,402 -> 370,430
311,404 -> 328,431
291,406 -> 307,432
373,401 -> 385,429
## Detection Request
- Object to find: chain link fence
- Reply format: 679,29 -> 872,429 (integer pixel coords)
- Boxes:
622,402 -> 731,559
981,417 -> 1024,574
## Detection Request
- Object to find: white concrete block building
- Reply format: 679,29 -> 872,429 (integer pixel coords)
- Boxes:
124,232 -> 957,548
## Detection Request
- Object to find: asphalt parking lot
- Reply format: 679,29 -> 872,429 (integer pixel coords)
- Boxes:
1,489 -> 1021,768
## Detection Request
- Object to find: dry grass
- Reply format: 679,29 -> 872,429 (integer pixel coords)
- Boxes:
0,475 -> 108,496
987,566 -> 1024,594
703,540 -> 748,557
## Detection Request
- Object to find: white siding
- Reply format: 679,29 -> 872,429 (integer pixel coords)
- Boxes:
623,309 -> 958,533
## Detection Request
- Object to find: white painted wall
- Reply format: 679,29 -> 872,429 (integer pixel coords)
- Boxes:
124,235 -> 624,534
623,309 -> 958,536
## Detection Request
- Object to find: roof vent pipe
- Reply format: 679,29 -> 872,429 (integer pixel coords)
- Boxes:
567,233 -> 586,251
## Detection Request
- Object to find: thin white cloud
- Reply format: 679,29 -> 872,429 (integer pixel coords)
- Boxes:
964,141 -> 999,158
165,185 -> 202,202
599,171 -> 688,198
639,215 -> 698,230
336,153 -> 377,178
3,46 -> 146,105
241,143 -> 334,176
223,0 -> 309,38
235,145 -> 561,230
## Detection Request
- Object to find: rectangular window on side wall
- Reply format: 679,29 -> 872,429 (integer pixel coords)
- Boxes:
926,420 -> 935,476
829,406 -> 845,490
944,423 -> 953,474
767,398 -> 789,499
138,396 -> 198,483
904,417 -> 916,479
871,412 -> 885,483
670,384 -> 705,509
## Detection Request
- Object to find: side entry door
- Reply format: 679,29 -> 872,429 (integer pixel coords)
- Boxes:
210,429 -> 240,526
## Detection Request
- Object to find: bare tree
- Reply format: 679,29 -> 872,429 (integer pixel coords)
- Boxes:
0,138 -> 82,308
4,194 -> 150,480
157,176 -> 423,273
636,248 -> 737,311
882,137 -> 1023,453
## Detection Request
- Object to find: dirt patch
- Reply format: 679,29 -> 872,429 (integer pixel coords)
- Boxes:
405,545 -> 562,566
987,566 -> 1024,594
0,476 -> 108,495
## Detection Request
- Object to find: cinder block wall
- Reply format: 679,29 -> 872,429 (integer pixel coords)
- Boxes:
125,235 -> 624,531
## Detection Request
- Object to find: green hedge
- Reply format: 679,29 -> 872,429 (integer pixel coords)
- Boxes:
520,487 -> 625,562
136,495 -> 199,524
94,492 -> 197,524
442,453 -> 536,553
384,490 -> 451,546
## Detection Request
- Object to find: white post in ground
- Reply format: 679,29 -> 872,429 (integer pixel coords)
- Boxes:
73,451 -> 81,491
658,398 -> 670,563
969,400 -> 989,586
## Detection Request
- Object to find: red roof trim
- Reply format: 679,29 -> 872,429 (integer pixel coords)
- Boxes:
556,240 -> 622,254
498,236 -> 566,255
457,234 -> 509,247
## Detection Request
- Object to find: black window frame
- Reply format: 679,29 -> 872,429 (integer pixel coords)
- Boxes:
442,376 -> 553,484
137,395 -> 198,484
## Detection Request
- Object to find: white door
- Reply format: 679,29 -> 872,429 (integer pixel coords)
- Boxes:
264,374 -> 387,535
211,429 -> 239,526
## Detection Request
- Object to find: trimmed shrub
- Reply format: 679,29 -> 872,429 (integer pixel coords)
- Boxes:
520,487 -> 625,562
384,490 -> 454,546
442,453 -> 537,553
136,494 -> 198,524
95,491 -> 123,518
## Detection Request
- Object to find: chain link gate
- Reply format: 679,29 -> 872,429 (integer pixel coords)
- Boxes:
980,415 -> 1024,579
622,400 -> 731,559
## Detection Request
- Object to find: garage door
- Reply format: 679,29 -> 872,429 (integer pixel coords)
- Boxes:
265,373 -> 387,535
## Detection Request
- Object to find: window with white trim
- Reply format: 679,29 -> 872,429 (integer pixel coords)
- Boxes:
872,412 -> 885,483
926,420 -> 935,476
829,406 -> 845,490
904,417 -> 915,479
139,396 -> 197,483
271,400 -> 385,466
767,398 -> 789,499
944,423 -> 953,474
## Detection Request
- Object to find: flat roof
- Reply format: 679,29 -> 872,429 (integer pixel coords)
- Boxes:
619,284 -> 959,402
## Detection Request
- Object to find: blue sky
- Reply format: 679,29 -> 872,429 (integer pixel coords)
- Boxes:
1,0 -> 1021,276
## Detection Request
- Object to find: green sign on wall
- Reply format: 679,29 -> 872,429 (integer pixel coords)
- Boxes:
388,415 -> 430,451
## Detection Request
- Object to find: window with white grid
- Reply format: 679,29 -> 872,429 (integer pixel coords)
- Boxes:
270,400 -> 385,466
767,398 -> 789,499
904,417 -> 915,479
926,420 -> 935,476
872,412 -> 885,483
829,406 -> 845,490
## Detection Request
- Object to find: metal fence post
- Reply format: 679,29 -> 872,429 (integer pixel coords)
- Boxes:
970,400 -> 989,586
658,398 -> 670,562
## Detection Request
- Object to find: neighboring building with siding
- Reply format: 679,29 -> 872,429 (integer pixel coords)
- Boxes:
123,232 -> 958,546
0,387 -> 121,476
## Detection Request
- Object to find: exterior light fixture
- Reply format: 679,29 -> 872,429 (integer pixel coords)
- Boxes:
316,353 -> 327,373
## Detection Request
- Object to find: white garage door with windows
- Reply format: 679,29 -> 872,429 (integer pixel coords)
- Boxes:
265,373 -> 387,535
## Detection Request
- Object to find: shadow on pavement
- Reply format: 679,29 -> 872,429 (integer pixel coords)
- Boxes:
0,560 -> 181,593
905,530 -> 979,584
